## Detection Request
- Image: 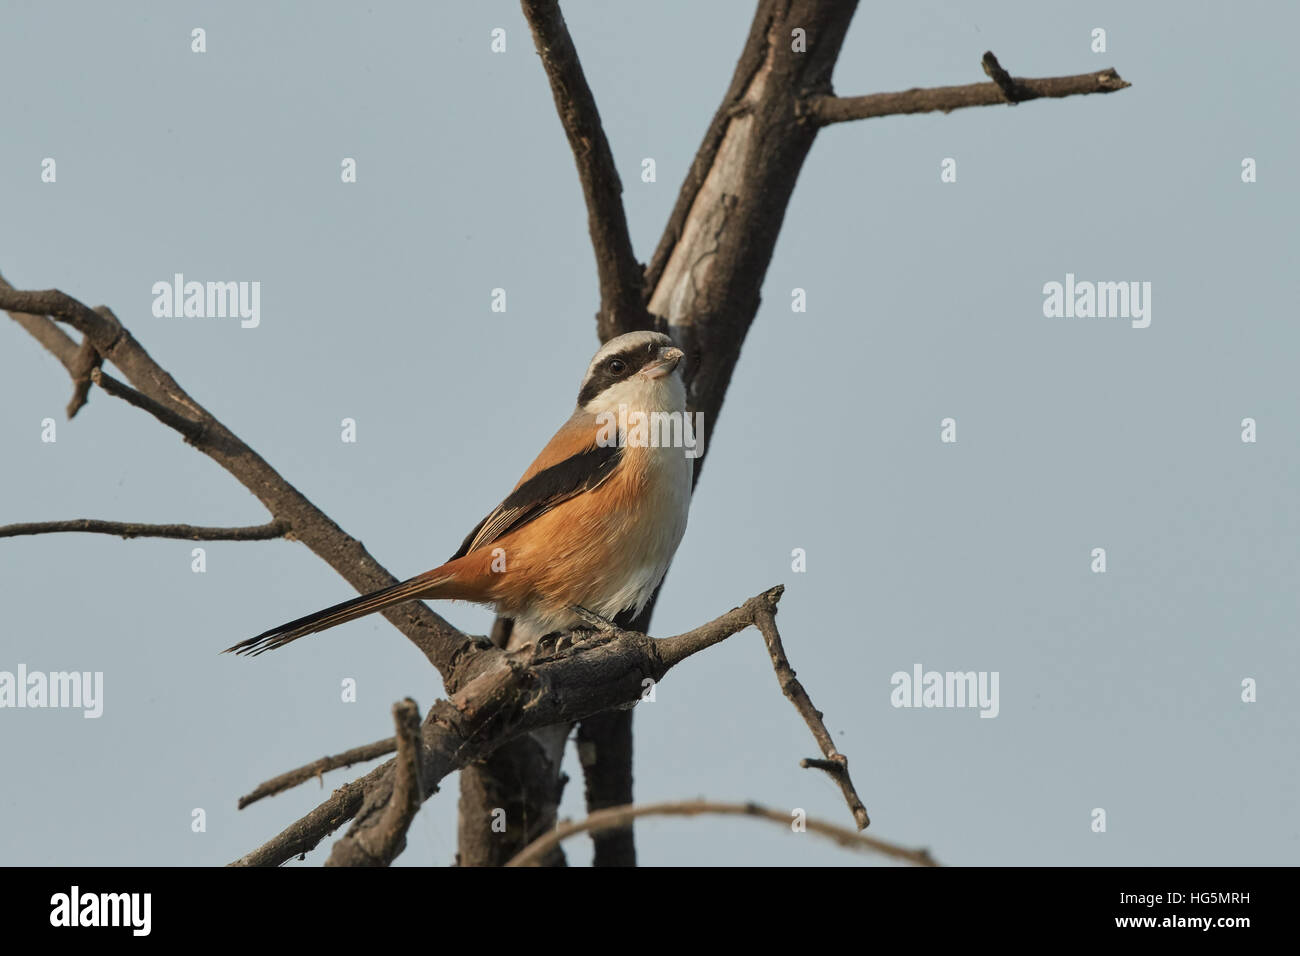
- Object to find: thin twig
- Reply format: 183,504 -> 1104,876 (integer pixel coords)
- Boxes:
753,603 -> 871,830
238,736 -> 398,809
505,800 -> 938,867
229,780 -> 369,867
980,51 -> 1025,103
654,586 -> 784,668
0,518 -> 289,541
65,335 -> 102,418
90,367 -> 206,440
800,757 -> 843,773
808,65 -> 1129,124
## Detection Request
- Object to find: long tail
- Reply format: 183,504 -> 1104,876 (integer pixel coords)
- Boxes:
224,569 -> 458,656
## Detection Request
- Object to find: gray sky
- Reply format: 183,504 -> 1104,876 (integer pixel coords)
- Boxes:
2,1 -> 1296,866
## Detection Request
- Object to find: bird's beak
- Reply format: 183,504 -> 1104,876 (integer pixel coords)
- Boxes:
640,346 -> 684,380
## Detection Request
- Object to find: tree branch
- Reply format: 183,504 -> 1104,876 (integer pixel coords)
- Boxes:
505,801 -> 939,867
5,295 -> 81,372
238,736 -> 398,809
0,518 -> 289,542
753,603 -> 870,829
980,50 -> 1024,103
456,734 -> 570,867
325,699 -> 425,867
65,334 -> 102,418
230,779 -> 369,867
521,0 -> 651,341
655,586 -> 784,668
576,708 -> 635,865
809,61 -> 1129,125
1,278 -> 473,678
234,587 -> 787,866
89,366 -> 207,440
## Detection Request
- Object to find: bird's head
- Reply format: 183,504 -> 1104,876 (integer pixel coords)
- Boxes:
577,331 -> 685,414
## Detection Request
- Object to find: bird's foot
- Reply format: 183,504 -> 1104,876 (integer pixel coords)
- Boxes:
570,606 -> 619,633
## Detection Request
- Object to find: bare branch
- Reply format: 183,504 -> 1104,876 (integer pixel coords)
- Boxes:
980,50 -> 1024,103
0,286 -> 123,346
521,0 -> 651,341
576,709 -> 635,865
238,588 -> 787,866
238,736 -> 398,809
655,586 -> 784,668
505,800 -> 939,867
1,278 -> 472,677
325,699 -> 425,867
230,779 -> 369,867
0,518 -> 289,542
277,585 -> 880,868
5,302 -> 80,371
89,367 -> 206,440
800,757 -> 843,773
809,63 -> 1129,125
457,734 -> 570,866
753,605 -> 870,830
65,334 -> 102,418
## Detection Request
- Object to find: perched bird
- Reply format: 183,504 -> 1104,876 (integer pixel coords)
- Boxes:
227,330 -> 693,656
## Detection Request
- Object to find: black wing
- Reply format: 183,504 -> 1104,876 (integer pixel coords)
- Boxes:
449,443 -> 622,560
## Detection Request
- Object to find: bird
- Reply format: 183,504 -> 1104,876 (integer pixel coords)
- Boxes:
226,330 -> 693,657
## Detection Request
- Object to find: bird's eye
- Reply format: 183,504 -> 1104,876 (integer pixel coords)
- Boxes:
608,359 -> 626,374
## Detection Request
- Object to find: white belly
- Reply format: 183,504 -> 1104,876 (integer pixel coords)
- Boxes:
596,440 -> 693,619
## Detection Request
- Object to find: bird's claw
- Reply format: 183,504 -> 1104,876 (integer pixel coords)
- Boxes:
570,606 -> 618,632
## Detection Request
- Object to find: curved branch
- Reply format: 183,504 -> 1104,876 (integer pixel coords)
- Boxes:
521,0 -> 650,341
505,801 -> 939,867
0,518 -> 287,541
